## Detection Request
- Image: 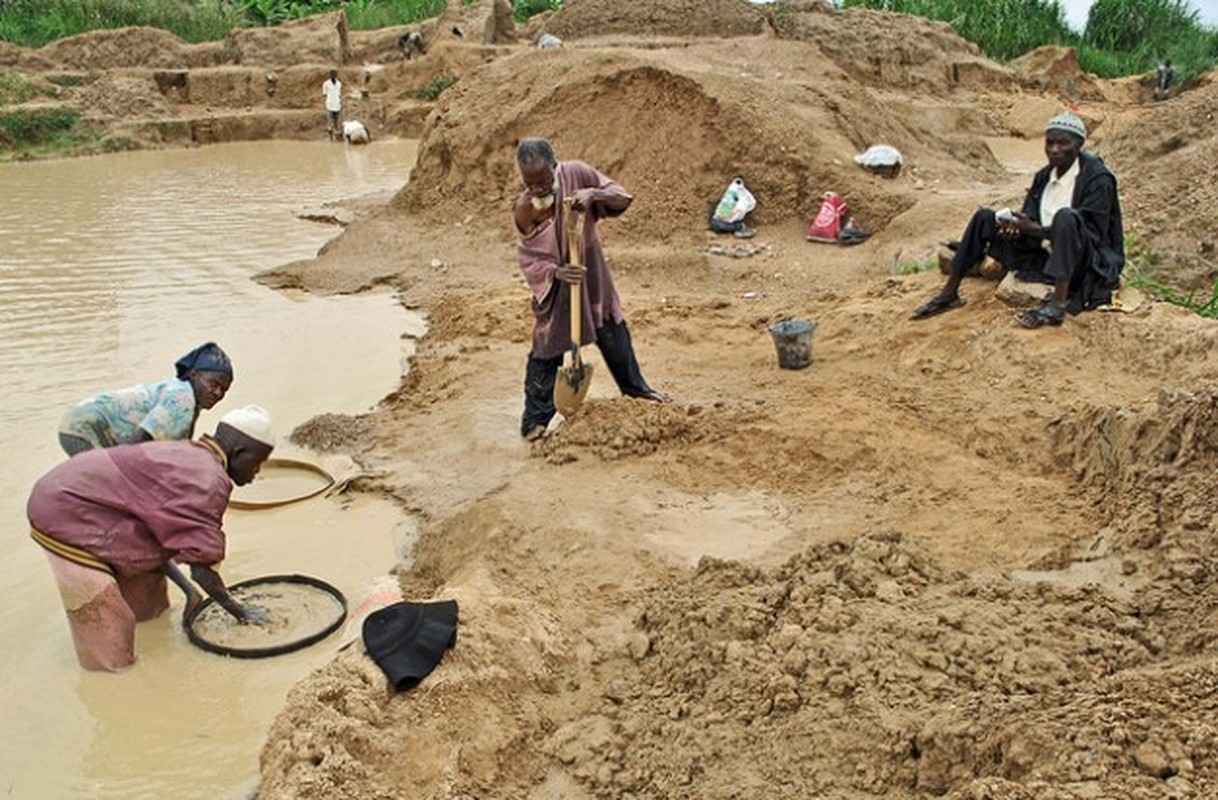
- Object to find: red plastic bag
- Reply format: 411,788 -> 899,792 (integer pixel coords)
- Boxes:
806,192 -> 847,243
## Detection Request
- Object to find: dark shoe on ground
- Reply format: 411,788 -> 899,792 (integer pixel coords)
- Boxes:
523,424 -> 547,442
838,219 -> 869,245
1015,300 -> 1065,329
630,389 -> 671,403
911,294 -> 965,320
839,232 -> 868,246
733,225 -> 757,239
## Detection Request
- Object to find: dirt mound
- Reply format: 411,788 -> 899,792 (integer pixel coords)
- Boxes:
291,413 -> 374,453
224,12 -> 349,68
0,40 -> 26,68
69,73 -> 176,120
534,398 -> 733,462
259,526 -> 1218,799
563,531 -> 1180,798
770,3 -> 1012,95
542,0 -> 766,40
1105,80 -> 1218,289
1054,381 -> 1218,551
1009,46 -> 1106,102
37,26 -> 192,70
401,34 -> 999,243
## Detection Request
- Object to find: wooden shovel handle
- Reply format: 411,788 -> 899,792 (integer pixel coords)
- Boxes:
565,206 -> 582,358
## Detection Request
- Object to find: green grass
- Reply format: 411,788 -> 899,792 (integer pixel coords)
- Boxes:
343,0 -> 447,30
512,0 -> 562,23
406,74 -> 457,100
0,0 -> 445,46
1120,231 -> 1218,318
896,254 -> 937,275
839,0 -> 1218,84
0,0 -> 240,47
45,74 -> 92,88
0,106 -> 78,143
0,70 -> 40,104
0,105 -> 94,158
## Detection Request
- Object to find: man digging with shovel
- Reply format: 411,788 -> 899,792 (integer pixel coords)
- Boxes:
512,137 -> 668,441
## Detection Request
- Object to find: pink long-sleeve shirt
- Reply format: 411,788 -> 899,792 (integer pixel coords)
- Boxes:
515,160 -> 630,359
27,439 -> 232,577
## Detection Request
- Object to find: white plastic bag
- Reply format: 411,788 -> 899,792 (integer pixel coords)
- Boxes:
713,177 -> 757,224
854,144 -> 903,168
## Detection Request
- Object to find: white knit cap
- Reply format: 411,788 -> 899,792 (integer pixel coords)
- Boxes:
1045,111 -> 1086,141
218,404 -> 275,447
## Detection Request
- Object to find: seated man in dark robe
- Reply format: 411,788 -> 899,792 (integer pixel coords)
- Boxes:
911,111 -> 1125,328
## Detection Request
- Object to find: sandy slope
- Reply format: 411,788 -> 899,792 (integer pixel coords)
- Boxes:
247,3 -> 1218,797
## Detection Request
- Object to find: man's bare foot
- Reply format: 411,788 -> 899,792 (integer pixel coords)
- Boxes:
182,591 -> 204,625
524,425 -> 547,442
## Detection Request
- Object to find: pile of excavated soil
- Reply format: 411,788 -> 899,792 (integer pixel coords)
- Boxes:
1009,45 -> 1106,101
1105,77 -> 1218,289
561,532 -> 1184,798
1054,380 -> 1218,552
541,0 -> 767,39
401,32 -> 1001,245
532,398 -> 735,463
291,412 -> 374,453
69,73 -> 176,121
769,2 -> 1012,96
35,26 -> 196,70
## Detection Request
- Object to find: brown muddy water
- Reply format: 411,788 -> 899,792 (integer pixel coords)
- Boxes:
0,139 -> 422,799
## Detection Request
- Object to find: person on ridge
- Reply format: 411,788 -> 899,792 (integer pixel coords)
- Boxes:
512,137 -> 668,441
910,111 -> 1124,328
1155,59 -> 1175,101
322,69 -> 343,140
28,405 -> 277,671
57,341 -> 234,456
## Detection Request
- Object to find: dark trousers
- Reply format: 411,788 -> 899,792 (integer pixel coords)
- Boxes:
710,217 -> 747,234
950,207 -> 1096,293
522,318 -> 654,436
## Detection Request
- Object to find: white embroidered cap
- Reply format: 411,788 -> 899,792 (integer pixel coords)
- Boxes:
218,404 -> 275,447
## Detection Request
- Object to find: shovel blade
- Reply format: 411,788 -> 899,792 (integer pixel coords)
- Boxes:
554,361 -> 594,418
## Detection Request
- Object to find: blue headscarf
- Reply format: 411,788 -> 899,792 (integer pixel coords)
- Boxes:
174,342 -> 233,380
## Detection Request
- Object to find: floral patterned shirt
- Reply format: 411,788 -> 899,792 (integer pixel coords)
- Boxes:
59,378 -> 197,448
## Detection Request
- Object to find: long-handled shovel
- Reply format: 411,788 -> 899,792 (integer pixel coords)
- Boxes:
553,205 -> 594,417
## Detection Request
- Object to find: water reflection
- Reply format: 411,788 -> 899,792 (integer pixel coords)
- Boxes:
0,139 -> 421,799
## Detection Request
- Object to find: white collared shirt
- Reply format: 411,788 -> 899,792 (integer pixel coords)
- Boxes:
1040,157 -> 1079,228
323,78 -> 342,112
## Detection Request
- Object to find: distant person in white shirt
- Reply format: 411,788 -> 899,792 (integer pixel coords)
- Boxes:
342,120 -> 370,145
322,69 -> 342,140
911,112 -> 1125,328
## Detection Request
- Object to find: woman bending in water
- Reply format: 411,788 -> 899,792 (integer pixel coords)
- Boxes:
57,341 -> 234,456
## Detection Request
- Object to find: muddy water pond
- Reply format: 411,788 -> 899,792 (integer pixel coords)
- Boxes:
0,139 -> 421,798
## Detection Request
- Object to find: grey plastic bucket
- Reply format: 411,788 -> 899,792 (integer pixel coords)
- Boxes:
768,319 -> 815,369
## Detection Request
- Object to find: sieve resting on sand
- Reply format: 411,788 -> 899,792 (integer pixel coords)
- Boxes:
228,457 -> 336,510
